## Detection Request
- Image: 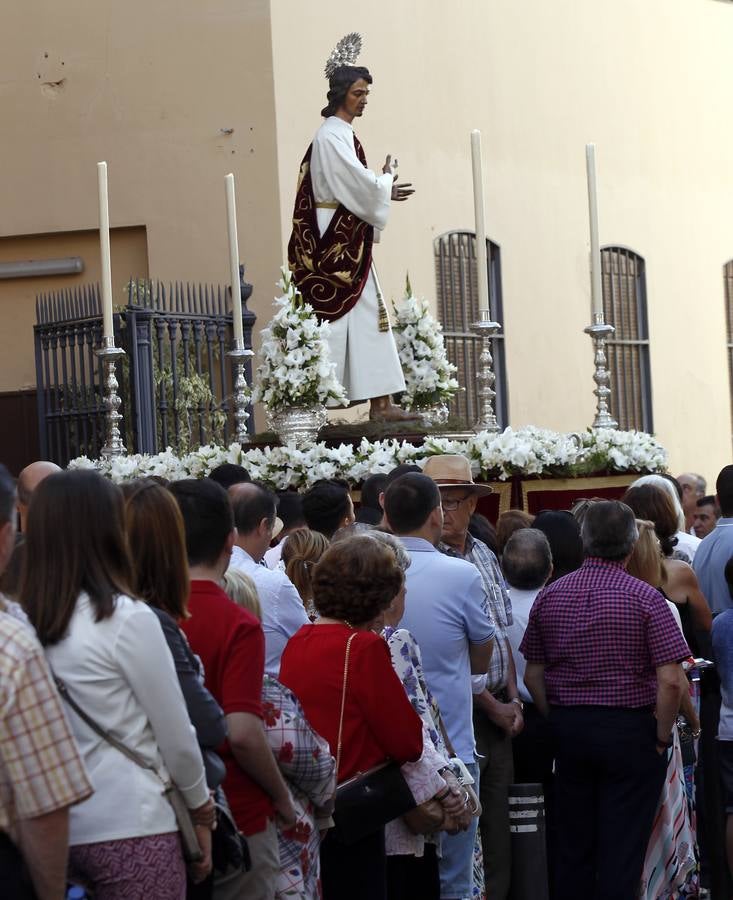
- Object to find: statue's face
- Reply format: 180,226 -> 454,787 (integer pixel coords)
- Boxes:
339,78 -> 370,119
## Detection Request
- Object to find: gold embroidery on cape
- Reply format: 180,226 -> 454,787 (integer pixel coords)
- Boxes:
286,139 -> 375,322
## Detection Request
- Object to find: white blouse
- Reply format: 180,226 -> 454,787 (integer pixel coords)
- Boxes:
45,593 -> 209,845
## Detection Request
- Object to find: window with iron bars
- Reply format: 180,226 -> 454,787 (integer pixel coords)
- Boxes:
724,260 -> 733,432
601,246 -> 653,432
433,232 -> 508,427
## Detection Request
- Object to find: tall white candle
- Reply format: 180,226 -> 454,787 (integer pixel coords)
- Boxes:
225,174 -> 244,346
470,130 -> 490,316
97,162 -> 114,341
585,143 -> 603,319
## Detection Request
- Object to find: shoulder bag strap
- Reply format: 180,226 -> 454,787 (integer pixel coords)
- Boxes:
54,675 -> 164,782
335,632 -> 358,781
436,711 -> 457,760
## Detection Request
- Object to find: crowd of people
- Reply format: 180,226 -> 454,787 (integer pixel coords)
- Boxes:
3,454 -> 733,900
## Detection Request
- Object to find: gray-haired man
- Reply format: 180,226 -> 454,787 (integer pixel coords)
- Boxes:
521,500 -> 689,899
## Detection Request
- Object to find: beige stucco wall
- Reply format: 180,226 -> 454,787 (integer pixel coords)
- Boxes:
270,0 -> 733,484
1,0 -> 281,380
0,227 -> 148,391
2,0 -> 733,484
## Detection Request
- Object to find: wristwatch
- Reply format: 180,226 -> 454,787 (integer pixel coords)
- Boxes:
510,697 -> 524,711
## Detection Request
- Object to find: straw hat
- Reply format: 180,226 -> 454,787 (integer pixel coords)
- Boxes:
422,454 -> 493,496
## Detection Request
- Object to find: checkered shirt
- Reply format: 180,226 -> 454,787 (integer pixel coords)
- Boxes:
0,613 -> 92,833
441,534 -> 512,692
519,558 -> 691,708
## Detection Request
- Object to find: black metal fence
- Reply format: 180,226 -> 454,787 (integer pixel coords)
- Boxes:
35,270 -> 255,465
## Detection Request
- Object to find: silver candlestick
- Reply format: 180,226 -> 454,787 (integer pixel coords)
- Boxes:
584,313 -> 618,429
470,309 -> 502,434
228,342 -> 254,445
96,338 -> 127,458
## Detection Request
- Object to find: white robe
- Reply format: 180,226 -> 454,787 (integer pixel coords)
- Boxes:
309,116 -> 406,404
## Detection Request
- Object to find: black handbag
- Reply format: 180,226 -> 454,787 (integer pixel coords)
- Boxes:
677,717 -> 698,769
332,632 -> 416,845
211,785 -> 251,874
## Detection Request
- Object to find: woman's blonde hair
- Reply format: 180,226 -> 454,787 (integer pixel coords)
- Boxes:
626,519 -> 664,589
282,528 -> 329,603
222,569 -> 262,619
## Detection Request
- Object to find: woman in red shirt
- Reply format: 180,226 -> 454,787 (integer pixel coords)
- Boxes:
279,533 -> 423,900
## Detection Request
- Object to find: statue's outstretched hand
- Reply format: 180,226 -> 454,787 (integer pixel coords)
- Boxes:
391,175 -> 415,202
383,154 -> 414,200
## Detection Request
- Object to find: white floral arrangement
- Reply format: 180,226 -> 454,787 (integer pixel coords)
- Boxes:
69,426 -> 668,490
251,270 -> 347,411
392,278 -> 459,409
579,427 -> 669,475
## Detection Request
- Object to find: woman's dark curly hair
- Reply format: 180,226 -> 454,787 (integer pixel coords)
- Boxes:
321,65 -> 372,118
622,483 -> 678,558
312,534 -> 403,625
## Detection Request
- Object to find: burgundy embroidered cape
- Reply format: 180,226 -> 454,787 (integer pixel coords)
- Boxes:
287,136 -> 374,323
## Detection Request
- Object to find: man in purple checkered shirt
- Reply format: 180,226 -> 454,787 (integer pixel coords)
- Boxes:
520,500 -> 689,900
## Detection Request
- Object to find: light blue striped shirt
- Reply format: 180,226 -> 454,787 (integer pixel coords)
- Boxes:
398,537 -> 495,763
229,545 -> 309,676
712,610 -> 733,738
692,518 -> 733,615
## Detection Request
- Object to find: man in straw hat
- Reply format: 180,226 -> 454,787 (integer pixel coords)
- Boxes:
423,454 -> 522,900
288,33 -> 417,422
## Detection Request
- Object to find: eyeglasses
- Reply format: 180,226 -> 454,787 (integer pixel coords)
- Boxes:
441,495 -> 472,512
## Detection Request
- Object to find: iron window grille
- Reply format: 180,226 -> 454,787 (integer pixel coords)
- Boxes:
601,246 -> 653,432
434,231 -> 508,428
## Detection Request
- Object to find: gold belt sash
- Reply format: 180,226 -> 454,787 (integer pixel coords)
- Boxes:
315,201 -> 339,209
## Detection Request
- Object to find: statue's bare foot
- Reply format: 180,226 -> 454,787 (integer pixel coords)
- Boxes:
369,399 -> 421,423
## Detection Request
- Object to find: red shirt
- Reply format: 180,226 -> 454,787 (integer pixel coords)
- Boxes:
279,624 -> 423,781
181,579 -> 274,836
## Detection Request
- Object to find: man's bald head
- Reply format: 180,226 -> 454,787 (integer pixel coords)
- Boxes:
228,482 -> 277,536
17,461 -> 61,530
677,471 -> 707,527
678,472 -> 706,497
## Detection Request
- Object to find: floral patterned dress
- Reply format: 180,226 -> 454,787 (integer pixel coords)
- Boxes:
262,676 -> 336,899
382,626 -> 487,900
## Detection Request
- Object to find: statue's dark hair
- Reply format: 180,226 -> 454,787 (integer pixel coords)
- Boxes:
321,66 -> 372,117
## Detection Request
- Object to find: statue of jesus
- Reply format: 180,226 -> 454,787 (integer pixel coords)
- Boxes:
288,36 -> 418,422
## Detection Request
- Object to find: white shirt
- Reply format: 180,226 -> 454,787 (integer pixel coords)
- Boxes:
675,530 -> 700,563
264,537 -> 287,570
666,599 -> 684,635
229,545 -> 309,676
505,585 -> 543,703
45,594 -> 208,845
